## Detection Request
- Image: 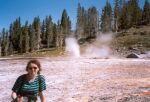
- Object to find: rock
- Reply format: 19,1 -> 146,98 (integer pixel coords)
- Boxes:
118,95 -> 150,102
126,53 -> 139,58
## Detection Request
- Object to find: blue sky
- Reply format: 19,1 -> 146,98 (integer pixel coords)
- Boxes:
0,0 -> 145,31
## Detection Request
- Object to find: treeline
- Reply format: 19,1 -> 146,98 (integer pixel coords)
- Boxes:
0,0 -> 150,56
0,9 -> 71,56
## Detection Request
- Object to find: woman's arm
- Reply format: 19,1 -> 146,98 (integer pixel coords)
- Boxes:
11,91 -> 17,100
39,91 -> 46,102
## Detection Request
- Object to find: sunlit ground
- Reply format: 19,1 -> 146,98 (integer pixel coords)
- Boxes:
0,57 -> 150,102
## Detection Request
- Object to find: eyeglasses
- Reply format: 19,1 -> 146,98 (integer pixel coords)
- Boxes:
28,67 -> 38,70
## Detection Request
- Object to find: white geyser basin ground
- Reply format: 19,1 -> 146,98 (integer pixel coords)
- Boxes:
0,57 -> 150,102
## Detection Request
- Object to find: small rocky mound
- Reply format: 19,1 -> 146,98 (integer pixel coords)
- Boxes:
88,95 -> 150,102
126,53 -> 139,58
118,95 -> 150,102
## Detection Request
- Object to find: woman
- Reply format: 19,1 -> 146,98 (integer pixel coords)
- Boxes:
11,59 -> 46,102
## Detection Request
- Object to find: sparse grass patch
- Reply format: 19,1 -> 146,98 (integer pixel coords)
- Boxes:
112,34 -> 150,51
7,48 -> 65,58
31,48 -> 65,57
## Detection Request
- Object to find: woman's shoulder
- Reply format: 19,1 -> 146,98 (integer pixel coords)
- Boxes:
15,74 -> 27,83
38,74 -> 45,78
17,74 -> 26,80
37,74 -> 46,81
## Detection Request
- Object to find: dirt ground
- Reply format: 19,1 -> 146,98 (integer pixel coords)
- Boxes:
0,57 -> 150,102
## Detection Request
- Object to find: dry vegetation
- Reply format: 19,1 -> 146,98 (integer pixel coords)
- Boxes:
112,26 -> 150,57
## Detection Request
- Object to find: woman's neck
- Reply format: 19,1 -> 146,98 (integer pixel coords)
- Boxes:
26,74 -> 37,81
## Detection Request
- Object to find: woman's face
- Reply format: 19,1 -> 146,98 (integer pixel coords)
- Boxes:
27,63 -> 39,76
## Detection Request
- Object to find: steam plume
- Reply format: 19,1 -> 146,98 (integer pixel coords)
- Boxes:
84,33 -> 113,58
65,37 -> 80,57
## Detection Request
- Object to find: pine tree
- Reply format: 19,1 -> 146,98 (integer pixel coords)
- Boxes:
60,9 -> 71,47
87,6 -> 98,38
119,1 -> 128,30
142,0 -> 150,25
18,27 -> 23,53
61,9 -> 71,38
56,21 -> 60,48
45,16 -> 53,48
3,30 -> 9,56
76,4 -> 98,39
9,24 -> 14,55
1,28 -> 6,56
61,9 -> 68,34
114,0 -> 120,32
12,17 -> 22,52
76,3 -> 85,39
33,16 -> 41,50
29,24 -> 36,52
52,23 -> 57,47
83,9 -> 88,38
101,1 -> 113,32
59,25 -> 64,48
56,21 -> 63,48
8,41 -> 13,55
127,0 -> 142,27
24,21 -> 29,53
41,20 -> 46,47
67,16 -> 72,36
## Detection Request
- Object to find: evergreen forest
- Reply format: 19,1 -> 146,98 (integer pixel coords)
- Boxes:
0,0 -> 150,56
